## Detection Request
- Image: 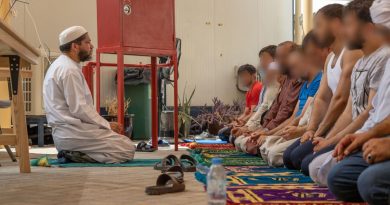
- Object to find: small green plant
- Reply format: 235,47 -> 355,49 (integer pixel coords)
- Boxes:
178,84 -> 196,138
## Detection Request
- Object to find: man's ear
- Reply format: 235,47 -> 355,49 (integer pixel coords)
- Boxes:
71,42 -> 79,52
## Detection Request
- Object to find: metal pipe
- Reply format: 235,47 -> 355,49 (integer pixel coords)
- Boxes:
117,50 -> 125,129
151,57 -> 158,149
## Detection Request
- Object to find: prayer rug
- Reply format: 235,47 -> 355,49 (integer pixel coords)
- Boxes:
195,171 -> 313,186
226,185 -> 359,205
227,172 -> 313,186
190,147 -> 266,166
31,157 -> 161,168
188,143 -> 236,150
182,139 -> 228,144
225,166 -> 290,173
201,157 -> 268,166
192,144 -> 366,205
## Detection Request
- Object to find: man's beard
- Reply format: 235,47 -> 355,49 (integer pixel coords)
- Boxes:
279,64 -> 290,75
319,30 -> 335,47
347,34 -> 364,50
78,49 -> 92,62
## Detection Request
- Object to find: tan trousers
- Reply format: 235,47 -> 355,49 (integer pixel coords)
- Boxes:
260,136 -> 298,167
234,135 -> 250,152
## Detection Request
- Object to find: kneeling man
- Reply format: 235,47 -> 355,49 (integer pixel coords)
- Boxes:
43,26 -> 135,163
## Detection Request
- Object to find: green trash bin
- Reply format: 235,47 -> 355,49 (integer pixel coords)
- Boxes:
125,84 -> 151,140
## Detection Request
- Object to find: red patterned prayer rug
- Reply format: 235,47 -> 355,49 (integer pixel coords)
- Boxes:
186,143 -> 236,150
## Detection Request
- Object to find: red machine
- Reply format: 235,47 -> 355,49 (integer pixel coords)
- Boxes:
87,0 -> 179,150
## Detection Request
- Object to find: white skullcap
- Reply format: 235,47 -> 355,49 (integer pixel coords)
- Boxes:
371,0 -> 390,29
59,26 -> 88,46
268,62 -> 279,71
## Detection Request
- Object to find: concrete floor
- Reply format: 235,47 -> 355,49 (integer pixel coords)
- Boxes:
0,146 -> 207,205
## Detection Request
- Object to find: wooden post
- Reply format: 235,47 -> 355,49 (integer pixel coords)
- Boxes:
9,55 -> 30,173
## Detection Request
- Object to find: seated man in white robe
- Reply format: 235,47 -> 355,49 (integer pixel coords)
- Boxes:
43,26 -> 135,164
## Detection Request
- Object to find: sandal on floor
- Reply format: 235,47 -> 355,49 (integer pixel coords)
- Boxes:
136,141 -> 155,152
180,154 -> 197,172
162,165 -> 184,183
154,155 -> 180,171
145,173 -> 185,195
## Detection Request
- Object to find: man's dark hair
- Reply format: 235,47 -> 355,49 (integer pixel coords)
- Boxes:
238,64 -> 257,75
317,4 -> 344,20
59,34 -> 88,52
259,45 -> 277,58
291,45 -> 304,54
302,30 -> 323,50
278,41 -> 300,53
344,0 -> 374,23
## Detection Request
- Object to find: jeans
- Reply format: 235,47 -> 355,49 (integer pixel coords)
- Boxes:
328,152 -> 390,204
283,139 -> 314,170
217,126 -> 232,142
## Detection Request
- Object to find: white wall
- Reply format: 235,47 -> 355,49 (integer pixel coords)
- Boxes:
10,0 -> 293,106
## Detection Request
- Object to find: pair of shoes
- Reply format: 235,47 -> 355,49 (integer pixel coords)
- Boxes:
145,166 -> 185,195
136,141 -> 155,152
154,154 -> 197,172
57,151 -> 72,164
147,139 -> 170,147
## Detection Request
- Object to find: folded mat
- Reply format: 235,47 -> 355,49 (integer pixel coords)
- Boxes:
31,157 -> 161,167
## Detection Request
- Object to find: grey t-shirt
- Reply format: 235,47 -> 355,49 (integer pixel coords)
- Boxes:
351,46 -> 390,119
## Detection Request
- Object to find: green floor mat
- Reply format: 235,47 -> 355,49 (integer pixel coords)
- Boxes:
31,157 -> 160,168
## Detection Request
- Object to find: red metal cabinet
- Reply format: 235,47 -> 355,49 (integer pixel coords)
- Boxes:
96,0 -> 176,56
95,0 -> 179,151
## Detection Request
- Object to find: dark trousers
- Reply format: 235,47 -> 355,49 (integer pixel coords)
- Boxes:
283,140 -> 314,170
328,152 -> 390,205
301,145 -> 335,176
218,126 -> 232,142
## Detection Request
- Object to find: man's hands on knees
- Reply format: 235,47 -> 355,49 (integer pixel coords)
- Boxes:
110,122 -> 124,134
362,138 -> 390,164
300,130 -> 315,143
312,137 -> 332,153
249,129 -> 267,141
281,126 -> 304,141
333,132 -> 375,161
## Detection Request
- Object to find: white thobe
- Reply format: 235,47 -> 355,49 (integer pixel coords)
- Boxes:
43,55 -> 135,163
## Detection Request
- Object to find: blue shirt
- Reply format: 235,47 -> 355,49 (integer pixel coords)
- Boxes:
296,72 -> 322,117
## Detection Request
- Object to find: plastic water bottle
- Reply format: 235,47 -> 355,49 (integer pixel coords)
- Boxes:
207,158 -> 226,205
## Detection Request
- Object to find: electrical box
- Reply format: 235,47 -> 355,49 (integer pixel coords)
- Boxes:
96,0 -> 176,56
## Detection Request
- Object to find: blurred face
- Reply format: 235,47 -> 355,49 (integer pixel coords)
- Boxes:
314,13 -> 336,47
275,45 -> 291,75
264,69 -> 281,85
259,52 -> 274,71
304,42 -> 328,69
73,34 -> 94,62
343,12 -> 366,50
238,71 -> 254,87
288,52 -> 308,80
